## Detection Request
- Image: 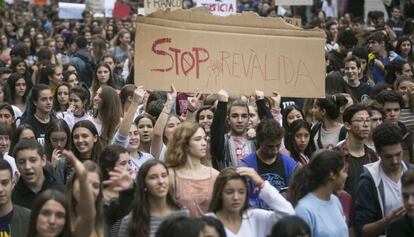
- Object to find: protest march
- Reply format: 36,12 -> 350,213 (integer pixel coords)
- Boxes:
0,0 -> 413,237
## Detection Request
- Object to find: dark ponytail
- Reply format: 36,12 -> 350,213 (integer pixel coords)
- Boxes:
288,149 -> 344,206
315,94 -> 348,120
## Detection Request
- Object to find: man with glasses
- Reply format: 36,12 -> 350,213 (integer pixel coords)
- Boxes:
354,123 -> 410,237
376,90 -> 414,163
336,104 -> 378,203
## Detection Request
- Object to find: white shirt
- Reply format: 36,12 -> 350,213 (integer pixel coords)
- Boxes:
380,167 -> 405,215
205,181 -> 295,237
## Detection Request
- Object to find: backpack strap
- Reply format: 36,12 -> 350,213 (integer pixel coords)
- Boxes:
311,123 -> 323,149
338,126 -> 348,141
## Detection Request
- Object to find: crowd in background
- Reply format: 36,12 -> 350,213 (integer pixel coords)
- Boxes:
0,0 -> 412,237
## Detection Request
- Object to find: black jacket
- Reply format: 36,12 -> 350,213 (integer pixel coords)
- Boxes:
12,169 -> 64,209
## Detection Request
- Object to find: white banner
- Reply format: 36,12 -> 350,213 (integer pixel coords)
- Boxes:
58,2 -> 85,19
276,0 -> 312,6
196,0 -> 236,16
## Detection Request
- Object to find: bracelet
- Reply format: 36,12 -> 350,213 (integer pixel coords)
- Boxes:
187,108 -> 196,113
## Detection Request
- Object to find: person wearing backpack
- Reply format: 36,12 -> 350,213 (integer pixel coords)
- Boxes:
71,36 -> 95,87
311,94 -> 348,150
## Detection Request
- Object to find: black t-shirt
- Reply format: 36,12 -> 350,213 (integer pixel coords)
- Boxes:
348,82 -> 371,102
0,210 -> 13,236
21,114 -> 54,145
257,154 -> 286,191
345,154 -> 370,202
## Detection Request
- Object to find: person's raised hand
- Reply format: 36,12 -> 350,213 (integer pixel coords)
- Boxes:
217,89 -> 229,102
255,90 -> 265,100
187,91 -> 202,112
133,86 -> 146,104
271,91 -> 281,109
237,167 -> 263,185
102,166 -> 134,192
167,84 -> 177,103
62,150 -> 87,182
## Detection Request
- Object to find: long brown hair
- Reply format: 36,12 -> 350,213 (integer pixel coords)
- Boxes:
128,159 -> 181,237
27,189 -> 72,237
94,85 -> 122,145
208,168 -> 249,216
164,122 -> 199,168
65,161 -> 105,237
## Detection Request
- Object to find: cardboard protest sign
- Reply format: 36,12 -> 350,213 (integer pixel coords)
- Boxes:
144,0 -> 182,15
59,2 -> 85,19
134,9 -> 325,98
196,0 -> 236,16
283,17 -> 302,28
276,0 -> 312,5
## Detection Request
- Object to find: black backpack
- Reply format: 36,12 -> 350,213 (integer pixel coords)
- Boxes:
74,53 -> 95,87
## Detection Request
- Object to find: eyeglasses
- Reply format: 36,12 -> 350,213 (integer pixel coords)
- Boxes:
351,118 -> 371,126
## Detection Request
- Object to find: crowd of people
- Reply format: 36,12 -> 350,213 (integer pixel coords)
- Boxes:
0,0 -> 413,237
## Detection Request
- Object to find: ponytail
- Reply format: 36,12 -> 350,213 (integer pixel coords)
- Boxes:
288,149 -> 344,206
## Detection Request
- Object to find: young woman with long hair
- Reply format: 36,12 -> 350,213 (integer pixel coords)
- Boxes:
8,124 -> 35,153
55,120 -> 103,185
395,35 -> 414,67
109,29 -> 131,63
65,159 -> 105,237
91,63 -> 116,98
284,119 -> 314,166
71,120 -> 103,163
288,149 -> 348,237
165,121 -> 219,217
127,120 -> 155,178
64,71 -> 79,87
57,85 -> 91,130
92,85 -> 122,145
0,80 -> 21,119
311,94 -> 348,150
282,105 -> 305,130
134,113 -> 155,154
206,167 -> 295,237
53,82 -> 71,114
0,33 -> 11,65
26,150 -> 96,237
44,119 -> 71,167
7,72 -> 31,113
118,159 -> 188,237
150,85 -> 181,160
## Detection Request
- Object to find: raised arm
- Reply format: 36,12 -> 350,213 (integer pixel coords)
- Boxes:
63,150 -> 95,237
102,166 -> 135,227
254,90 -> 273,120
118,86 -> 145,137
237,167 -> 295,218
210,90 -> 228,168
185,92 -> 202,122
151,85 -> 177,159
